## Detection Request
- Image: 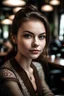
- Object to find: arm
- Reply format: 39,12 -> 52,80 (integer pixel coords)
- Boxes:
0,80 -> 24,96
0,68 -> 24,96
38,64 -> 54,96
33,62 -> 54,96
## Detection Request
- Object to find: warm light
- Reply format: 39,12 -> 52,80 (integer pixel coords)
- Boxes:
3,31 -> 9,39
13,7 -> 22,13
1,19 -> 12,25
2,0 -> 26,6
41,4 -> 53,12
59,59 -> 64,66
50,0 -> 60,5
9,15 -> 15,20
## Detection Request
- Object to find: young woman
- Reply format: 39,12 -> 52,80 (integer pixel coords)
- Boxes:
0,5 -> 54,96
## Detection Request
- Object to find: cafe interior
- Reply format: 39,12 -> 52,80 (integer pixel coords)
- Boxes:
0,0 -> 64,95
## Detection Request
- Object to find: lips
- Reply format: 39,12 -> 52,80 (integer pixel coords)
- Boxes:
30,50 -> 40,54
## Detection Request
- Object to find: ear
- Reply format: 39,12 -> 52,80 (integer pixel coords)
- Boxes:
12,35 -> 17,44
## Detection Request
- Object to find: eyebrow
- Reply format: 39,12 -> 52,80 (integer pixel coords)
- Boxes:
23,30 -> 46,35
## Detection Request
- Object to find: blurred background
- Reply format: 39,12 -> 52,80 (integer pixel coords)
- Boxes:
0,0 -> 64,95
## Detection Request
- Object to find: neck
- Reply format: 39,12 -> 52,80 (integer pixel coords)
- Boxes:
15,53 -> 35,84
15,53 -> 32,72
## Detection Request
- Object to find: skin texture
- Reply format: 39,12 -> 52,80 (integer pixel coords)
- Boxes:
14,20 -> 46,60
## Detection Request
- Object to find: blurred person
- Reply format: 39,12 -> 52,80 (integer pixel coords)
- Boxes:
49,35 -> 62,56
0,5 -> 54,96
50,35 -> 62,48
3,39 -> 13,53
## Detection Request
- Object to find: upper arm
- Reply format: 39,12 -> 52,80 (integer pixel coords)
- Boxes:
0,68 -> 24,96
38,64 -> 54,96
0,80 -> 24,96
33,62 -> 54,96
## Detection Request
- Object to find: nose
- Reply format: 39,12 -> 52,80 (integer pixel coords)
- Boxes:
32,37 -> 39,47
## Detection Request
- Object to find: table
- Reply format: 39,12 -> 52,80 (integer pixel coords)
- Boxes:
48,56 -> 64,70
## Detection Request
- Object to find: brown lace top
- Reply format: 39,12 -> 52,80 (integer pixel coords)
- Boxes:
0,57 -> 54,96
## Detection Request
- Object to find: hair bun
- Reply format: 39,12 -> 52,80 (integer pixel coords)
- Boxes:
24,4 -> 38,12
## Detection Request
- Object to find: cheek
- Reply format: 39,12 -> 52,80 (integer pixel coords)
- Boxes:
41,40 -> 46,49
18,39 -> 32,49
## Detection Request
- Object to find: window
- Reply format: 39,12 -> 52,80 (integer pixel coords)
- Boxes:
2,25 -> 9,39
59,14 -> 64,40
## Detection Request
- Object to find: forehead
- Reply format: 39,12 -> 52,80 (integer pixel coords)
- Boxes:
19,20 -> 46,34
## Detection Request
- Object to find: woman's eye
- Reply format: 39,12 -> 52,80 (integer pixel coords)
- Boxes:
39,35 -> 46,40
23,34 -> 32,38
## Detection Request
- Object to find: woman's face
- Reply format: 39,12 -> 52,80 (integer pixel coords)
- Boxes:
15,20 -> 46,59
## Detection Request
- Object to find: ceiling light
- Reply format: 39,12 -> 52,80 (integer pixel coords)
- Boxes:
13,7 -> 22,13
50,0 -> 60,6
41,4 -> 53,12
1,19 -> 12,25
9,15 -> 15,20
2,0 -> 26,7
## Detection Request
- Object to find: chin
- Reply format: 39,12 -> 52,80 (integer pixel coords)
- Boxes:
30,55 -> 39,59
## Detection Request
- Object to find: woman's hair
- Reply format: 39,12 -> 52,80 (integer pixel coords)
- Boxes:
11,5 -> 50,60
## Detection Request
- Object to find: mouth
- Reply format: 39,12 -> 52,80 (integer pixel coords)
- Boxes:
29,50 -> 41,54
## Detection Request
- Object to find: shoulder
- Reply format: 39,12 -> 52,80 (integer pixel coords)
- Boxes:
32,61 -> 45,79
0,60 -> 17,83
0,68 -> 16,79
32,61 -> 43,70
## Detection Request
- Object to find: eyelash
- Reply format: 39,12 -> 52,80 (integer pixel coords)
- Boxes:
23,34 -> 46,40
39,35 -> 46,40
23,34 -> 32,38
